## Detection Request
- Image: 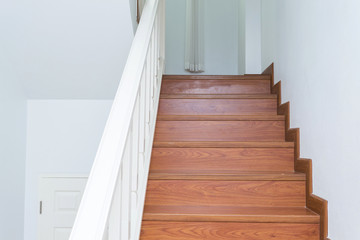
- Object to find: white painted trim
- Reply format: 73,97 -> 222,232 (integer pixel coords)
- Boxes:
69,0 -> 165,239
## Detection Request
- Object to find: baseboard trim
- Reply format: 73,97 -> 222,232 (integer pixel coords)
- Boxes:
262,63 -> 329,240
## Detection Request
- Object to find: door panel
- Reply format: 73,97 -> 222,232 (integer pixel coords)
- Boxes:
38,176 -> 87,240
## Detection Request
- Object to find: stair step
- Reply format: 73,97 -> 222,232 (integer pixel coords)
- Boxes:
154,121 -> 285,142
153,141 -> 294,148
149,172 -> 304,181
140,222 -> 320,240
151,147 -> 294,172
161,75 -> 271,95
157,115 -> 285,121
143,205 -> 319,223
159,99 -> 277,115
163,74 -> 271,80
145,180 -> 305,207
160,94 -> 277,99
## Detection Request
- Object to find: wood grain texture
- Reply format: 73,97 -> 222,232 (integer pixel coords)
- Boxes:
264,63 -> 328,239
161,80 -> 270,94
143,205 -> 319,223
150,148 -> 294,172
148,172 -> 305,181
261,63 -> 274,90
145,180 -> 306,207
160,94 -> 277,99
141,70 -> 325,239
154,121 -> 285,142
141,222 -> 320,240
163,75 -> 271,80
158,99 -> 277,115
157,115 -> 285,121
153,141 -> 294,148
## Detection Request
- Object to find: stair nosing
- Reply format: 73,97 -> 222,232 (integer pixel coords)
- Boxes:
142,214 -> 320,224
143,206 -> 320,223
160,94 -> 277,99
163,75 -> 271,80
148,172 -> 305,181
157,115 -> 285,121
153,141 -> 295,148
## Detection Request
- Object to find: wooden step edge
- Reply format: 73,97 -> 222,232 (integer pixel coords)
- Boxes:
148,172 -> 305,181
142,207 -> 320,224
153,141 -> 295,148
160,94 -> 277,99
142,213 -> 320,224
157,115 -> 285,121
163,75 -> 271,80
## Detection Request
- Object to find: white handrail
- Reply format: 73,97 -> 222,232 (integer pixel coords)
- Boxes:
69,0 -> 165,239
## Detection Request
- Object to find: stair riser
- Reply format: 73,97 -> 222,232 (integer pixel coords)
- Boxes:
141,222 -> 320,240
145,180 -> 305,207
154,121 -> 285,142
161,80 -> 271,94
150,148 -> 294,172
158,99 -> 277,115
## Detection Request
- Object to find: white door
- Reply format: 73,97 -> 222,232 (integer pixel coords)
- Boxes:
38,176 -> 88,240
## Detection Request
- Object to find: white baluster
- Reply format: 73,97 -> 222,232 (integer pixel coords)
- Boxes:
69,1 -> 164,239
145,52 -> 151,144
108,173 -> 122,239
120,136 -> 131,239
130,96 -> 140,237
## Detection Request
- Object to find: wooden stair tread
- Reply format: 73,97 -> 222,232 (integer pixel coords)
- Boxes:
160,94 -> 277,99
159,99 -> 277,116
145,180 -> 305,207
153,141 -> 294,148
161,79 -> 271,95
148,171 -> 305,181
157,115 -> 285,121
143,205 -> 319,223
154,121 -> 285,142
163,75 -> 271,80
142,72 -> 323,239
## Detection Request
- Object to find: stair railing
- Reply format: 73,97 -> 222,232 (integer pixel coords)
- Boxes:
69,0 -> 165,239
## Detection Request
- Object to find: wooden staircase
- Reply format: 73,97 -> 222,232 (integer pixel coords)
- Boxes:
140,73 -> 325,239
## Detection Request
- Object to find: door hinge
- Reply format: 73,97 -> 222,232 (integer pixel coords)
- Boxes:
40,201 -> 42,215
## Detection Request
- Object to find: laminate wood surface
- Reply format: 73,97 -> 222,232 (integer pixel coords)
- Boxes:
157,115 -> 285,121
141,71 -> 324,240
143,205 -> 319,223
145,180 -> 305,207
163,75 -> 271,80
153,141 -> 295,148
148,172 -> 304,181
263,63 -> 328,239
150,148 -> 294,172
154,121 -> 285,142
161,80 -> 270,94
158,99 -> 277,115
160,94 -> 277,99
140,222 -> 320,240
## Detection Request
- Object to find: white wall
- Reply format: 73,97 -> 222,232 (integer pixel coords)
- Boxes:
245,0 -> 261,74
0,1 -> 27,239
165,0 -> 239,75
24,100 -> 112,240
2,0 -> 134,238
261,0 -> 360,239
0,70 -> 27,240
20,0 -> 134,99
238,0 -> 246,74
